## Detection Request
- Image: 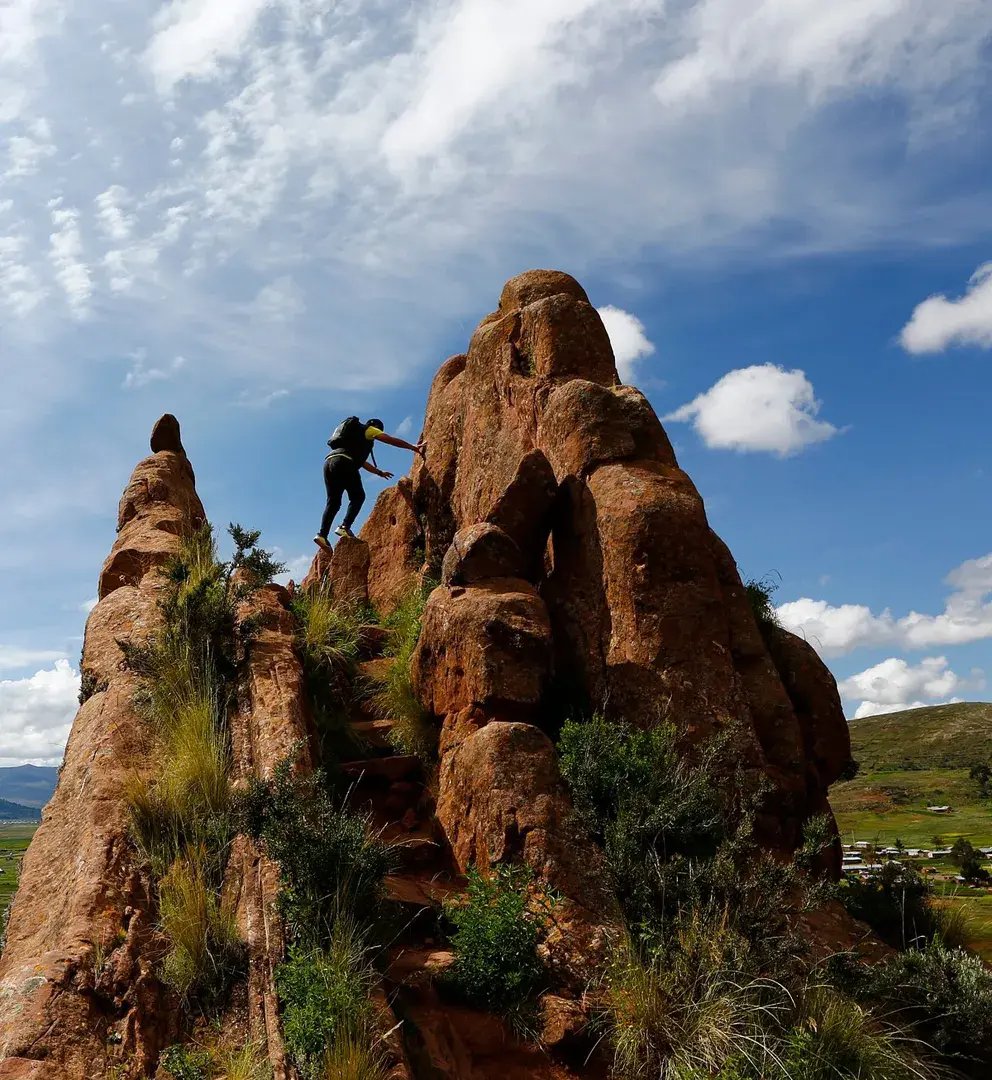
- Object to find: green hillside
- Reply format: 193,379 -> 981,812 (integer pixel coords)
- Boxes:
0,799 -> 40,822
832,701 -> 992,849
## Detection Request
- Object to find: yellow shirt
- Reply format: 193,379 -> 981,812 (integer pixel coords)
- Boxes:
365,426 -> 383,440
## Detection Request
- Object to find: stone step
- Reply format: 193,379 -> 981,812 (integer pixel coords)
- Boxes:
351,717 -> 395,749
357,625 -> 390,661
341,755 -> 420,783
385,946 -> 456,987
356,657 -> 394,684
385,873 -> 463,909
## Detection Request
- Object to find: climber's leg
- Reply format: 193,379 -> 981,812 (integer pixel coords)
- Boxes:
340,465 -> 366,532
318,455 -> 348,538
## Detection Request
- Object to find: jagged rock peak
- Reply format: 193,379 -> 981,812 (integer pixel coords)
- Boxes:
149,412 -> 185,455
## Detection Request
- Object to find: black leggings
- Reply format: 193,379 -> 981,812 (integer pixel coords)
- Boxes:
319,454 -> 365,537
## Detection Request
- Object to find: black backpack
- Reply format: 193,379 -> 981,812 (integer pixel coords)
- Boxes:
328,416 -> 377,467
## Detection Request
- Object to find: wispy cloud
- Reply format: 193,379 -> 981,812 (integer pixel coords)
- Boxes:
123,350 -> 187,389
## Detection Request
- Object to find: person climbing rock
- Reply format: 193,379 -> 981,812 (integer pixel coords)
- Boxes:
314,416 -> 425,551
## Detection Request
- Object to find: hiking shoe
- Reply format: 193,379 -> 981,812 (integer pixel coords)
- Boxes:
334,525 -> 355,539
313,534 -> 333,553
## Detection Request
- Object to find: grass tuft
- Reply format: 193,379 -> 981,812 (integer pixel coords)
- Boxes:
213,1041 -> 273,1080
364,585 -> 435,761
159,847 -> 243,1004
320,1030 -> 390,1080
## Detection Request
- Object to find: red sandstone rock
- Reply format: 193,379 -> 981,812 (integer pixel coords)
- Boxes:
498,269 -> 591,312
149,413 -> 185,455
435,714 -> 614,987
361,479 -> 424,617
0,438 -> 204,1078
300,537 -> 370,609
485,449 -> 558,579
411,581 -> 552,718
441,524 -> 522,586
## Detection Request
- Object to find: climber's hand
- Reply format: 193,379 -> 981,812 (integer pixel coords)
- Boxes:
379,469 -> 394,480
416,442 -> 427,459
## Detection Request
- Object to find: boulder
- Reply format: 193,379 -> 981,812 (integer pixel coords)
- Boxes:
485,449 -> 558,579
411,581 -> 552,718
498,269 -> 591,312
538,379 -> 676,480
441,524 -> 522,586
360,479 -> 424,617
329,536 -> 370,610
149,413 -> 185,455
435,713 -> 615,985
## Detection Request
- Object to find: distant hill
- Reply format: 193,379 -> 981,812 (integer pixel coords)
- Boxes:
832,702 -> 992,848
849,701 -> 992,771
0,764 -> 58,809
0,798 -> 41,821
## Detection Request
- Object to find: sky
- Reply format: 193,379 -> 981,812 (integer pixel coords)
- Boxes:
1,0 -> 992,768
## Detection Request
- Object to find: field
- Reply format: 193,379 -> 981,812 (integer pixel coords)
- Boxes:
831,701 -> 992,959
0,823 -> 38,923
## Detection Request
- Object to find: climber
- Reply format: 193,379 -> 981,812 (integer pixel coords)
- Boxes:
314,416 -> 425,551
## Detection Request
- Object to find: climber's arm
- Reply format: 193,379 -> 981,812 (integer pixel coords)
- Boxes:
361,461 -> 393,480
373,431 -> 427,458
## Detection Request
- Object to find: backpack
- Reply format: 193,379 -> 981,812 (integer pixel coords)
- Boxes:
328,416 -> 377,467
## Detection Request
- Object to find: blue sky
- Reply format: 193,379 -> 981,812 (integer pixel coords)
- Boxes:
2,0 -> 992,766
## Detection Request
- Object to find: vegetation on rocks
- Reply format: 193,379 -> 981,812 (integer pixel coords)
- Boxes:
122,524 -> 281,1014
363,582 -> 436,762
443,864 -> 547,1016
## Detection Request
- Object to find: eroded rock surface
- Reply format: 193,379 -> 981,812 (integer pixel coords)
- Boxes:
0,419 -> 204,1079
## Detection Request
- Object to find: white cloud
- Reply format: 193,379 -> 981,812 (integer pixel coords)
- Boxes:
4,117 -> 55,179
145,0 -> 273,92
395,415 -> 415,438
900,262 -> 992,354
235,387 -> 290,408
254,276 -> 305,323
94,184 -> 134,242
123,351 -> 187,389
598,305 -> 655,384
839,655 -> 985,719
79,597 -> 97,614
49,204 -> 92,316
0,645 -> 64,672
665,364 -> 840,456
0,658 -> 79,768
777,552 -> 992,657
273,553 -> 313,588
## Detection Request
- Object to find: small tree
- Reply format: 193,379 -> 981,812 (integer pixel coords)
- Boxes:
895,838 -> 906,856
931,835 -> 945,850
969,762 -> 992,799
951,838 -> 990,885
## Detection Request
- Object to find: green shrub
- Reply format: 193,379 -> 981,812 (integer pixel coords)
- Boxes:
444,865 -> 545,1015
841,862 -> 945,950
364,585 -> 435,762
238,760 -> 393,946
159,849 -> 243,1004
160,1044 -> 213,1080
856,942 -> 992,1076
744,575 -> 781,636
276,920 -> 375,1080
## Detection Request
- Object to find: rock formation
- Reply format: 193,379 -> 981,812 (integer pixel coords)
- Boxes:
0,428 -> 204,1078
1,271 -> 858,1078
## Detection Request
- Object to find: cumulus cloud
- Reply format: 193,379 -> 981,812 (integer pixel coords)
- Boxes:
777,552 -> 992,657
598,306 -> 655,383
839,655 -> 985,719
900,262 -> 992,354
664,364 -> 840,456
0,658 -> 79,768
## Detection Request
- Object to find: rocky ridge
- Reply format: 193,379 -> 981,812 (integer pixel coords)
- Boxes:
0,270 -> 856,1079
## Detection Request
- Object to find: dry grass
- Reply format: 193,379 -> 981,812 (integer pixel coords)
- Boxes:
320,1030 -> 390,1080
214,1041 -> 273,1080
603,913 -> 791,1080
363,586 -> 435,762
159,847 -> 242,1002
